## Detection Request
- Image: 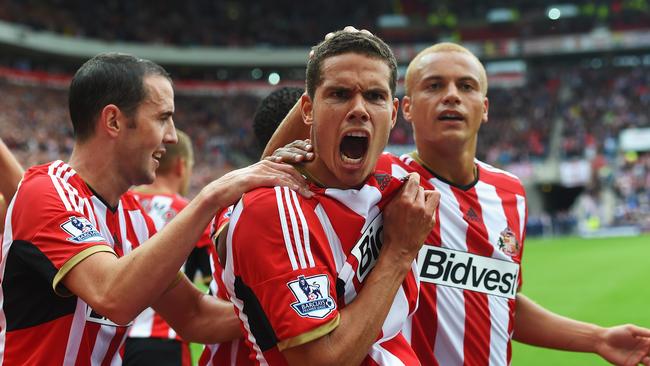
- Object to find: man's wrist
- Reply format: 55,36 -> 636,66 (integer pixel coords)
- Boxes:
194,185 -> 225,218
376,245 -> 417,275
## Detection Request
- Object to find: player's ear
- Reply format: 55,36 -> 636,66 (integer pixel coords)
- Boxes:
100,104 -> 122,138
175,157 -> 186,177
390,97 -> 399,129
481,97 -> 489,124
402,96 -> 413,124
301,94 -> 314,126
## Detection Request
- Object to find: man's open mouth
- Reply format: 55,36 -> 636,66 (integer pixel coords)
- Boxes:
339,131 -> 369,164
438,110 -> 465,122
152,150 -> 165,162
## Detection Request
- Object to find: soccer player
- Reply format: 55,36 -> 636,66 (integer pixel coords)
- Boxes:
124,130 -> 209,366
266,36 -> 650,365
222,30 -> 439,365
380,42 -> 650,366
0,53 -> 310,365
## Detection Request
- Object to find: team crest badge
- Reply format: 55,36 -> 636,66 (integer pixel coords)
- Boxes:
497,227 -> 520,256
287,274 -> 336,319
374,173 -> 391,191
60,216 -> 105,244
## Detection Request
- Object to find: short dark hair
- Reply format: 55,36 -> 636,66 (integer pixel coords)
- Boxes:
157,129 -> 193,175
68,53 -> 171,142
253,86 -> 304,151
306,30 -> 397,99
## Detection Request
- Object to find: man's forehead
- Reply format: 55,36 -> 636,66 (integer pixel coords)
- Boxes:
414,51 -> 482,81
319,53 -> 391,88
143,76 -> 174,106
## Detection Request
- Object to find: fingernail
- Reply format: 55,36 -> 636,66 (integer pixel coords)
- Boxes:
306,153 -> 314,159
305,144 -> 312,150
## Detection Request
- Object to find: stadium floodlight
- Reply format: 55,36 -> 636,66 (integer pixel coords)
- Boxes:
547,4 -> 579,20
547,8 -> 561,20
268,72 -> 280,85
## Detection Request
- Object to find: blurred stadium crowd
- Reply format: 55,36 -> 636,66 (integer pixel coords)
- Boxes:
1,0 -> 649,46
0,0 -> 649,236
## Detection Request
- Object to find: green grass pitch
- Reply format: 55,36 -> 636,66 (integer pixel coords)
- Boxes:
191,234 -> 650,365
512,234 -> 650,365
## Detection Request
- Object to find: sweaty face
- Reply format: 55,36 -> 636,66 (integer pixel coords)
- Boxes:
403,51 -> 488,152
118,75 -> 177,186
302,53 -> 398,189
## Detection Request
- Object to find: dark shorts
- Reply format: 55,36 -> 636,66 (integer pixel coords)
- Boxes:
123,338 -> 191,366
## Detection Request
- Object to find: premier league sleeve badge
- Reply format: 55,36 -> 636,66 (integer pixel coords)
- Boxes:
287,274 -> 336,319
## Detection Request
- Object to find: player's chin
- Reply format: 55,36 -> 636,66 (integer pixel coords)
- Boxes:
338,166 -> 371,188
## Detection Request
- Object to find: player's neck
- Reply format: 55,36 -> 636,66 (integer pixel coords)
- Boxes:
133,177 -> 177,196
301,160 -> 364,190
415,142 -> 477,187
68,142 -> 129,207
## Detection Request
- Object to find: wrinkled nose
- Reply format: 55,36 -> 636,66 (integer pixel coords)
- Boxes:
346,94 -> 370,123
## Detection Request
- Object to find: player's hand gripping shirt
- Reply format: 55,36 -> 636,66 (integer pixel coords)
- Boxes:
223,173 -> 421,365
377,153 -> 527,366
0,160 -> 156,365
128,191 -> 211,342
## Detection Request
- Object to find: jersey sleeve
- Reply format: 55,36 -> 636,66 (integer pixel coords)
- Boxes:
229,188 -> 339,351
10,175 -> 115,296
211,206 -> 233,241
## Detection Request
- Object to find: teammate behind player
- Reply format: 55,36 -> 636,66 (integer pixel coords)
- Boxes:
267,37 -> 650,365
0,53 -> 310,365
124,130 -> 208,366
199,86 -> 305,366
392,42 -> 650,366
253,86 -> 305,156
223,30 -> 439,365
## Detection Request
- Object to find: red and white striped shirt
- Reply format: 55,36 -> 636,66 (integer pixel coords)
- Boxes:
377,153 -> 527,366
223,173 -> 421,365
200,207 -> 255,366
0,160 -> 156,365
128,192 -> 211,342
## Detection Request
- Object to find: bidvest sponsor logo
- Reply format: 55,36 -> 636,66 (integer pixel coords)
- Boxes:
350,213 -> 383,282
85,305 -> 132,327
418,245 -> 519,299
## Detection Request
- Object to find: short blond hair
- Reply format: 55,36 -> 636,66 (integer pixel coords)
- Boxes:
404,42 -> 488,96
157,129 -> 193,174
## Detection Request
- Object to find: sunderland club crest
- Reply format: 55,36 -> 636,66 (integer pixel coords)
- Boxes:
287,274 -> 336,319
497,227 -> 521,256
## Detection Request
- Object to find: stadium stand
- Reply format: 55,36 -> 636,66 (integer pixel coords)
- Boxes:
1,0 -> 649,237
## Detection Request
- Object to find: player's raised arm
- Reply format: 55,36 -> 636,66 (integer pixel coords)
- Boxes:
0,138 -> 23,203
282,174 -> 439,366
62,159 -> 311,324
